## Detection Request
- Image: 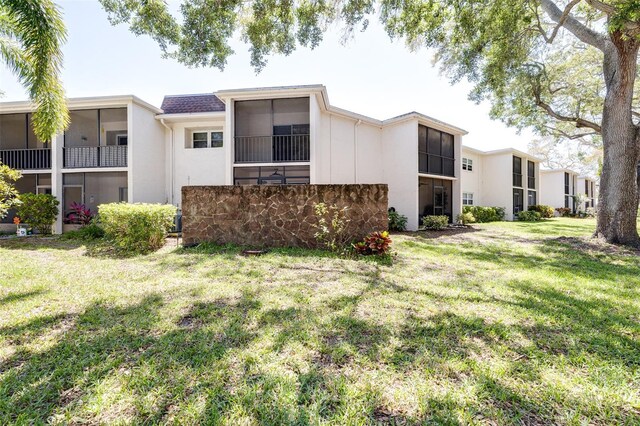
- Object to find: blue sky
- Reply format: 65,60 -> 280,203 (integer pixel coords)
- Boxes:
0,0 -> 534,151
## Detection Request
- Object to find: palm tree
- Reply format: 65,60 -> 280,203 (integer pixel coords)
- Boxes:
0,0 -> 69,141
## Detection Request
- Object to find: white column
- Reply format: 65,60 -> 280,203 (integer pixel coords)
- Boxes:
51,133 -> 64,234
224,99 -> 233,185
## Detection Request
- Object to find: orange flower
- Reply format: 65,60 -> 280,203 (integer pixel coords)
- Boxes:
13,217 -> 20,225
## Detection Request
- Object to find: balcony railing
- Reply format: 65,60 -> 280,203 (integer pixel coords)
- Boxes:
235,135 -> 310,163
0,148 -> 51,170
64,145 -> 127,168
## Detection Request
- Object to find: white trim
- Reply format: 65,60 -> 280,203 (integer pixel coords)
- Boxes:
418,173 -> 458,181
155,111 -> 226,121
61,167 -> 128,174
233,162 -> 311,168
0,95 -> 161,114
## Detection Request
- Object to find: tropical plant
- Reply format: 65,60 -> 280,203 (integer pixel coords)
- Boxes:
0,162 -> 21,220
353,231 -> 392,256
312,202 -> 351,252
0,0 -> 69,141
65,201 -> 93,225
99,0 -> 640,245
387,207 -> 407,231
556,207 -> 571,217
15,193 -> 59,234
422,215 -> 449,230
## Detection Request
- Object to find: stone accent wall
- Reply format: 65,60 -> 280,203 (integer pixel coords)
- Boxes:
182,184 -> 388,248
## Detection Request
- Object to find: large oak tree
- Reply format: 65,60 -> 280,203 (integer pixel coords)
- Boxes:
100,0 -> 640,245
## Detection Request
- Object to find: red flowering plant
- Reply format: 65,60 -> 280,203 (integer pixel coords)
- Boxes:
13,216 -> 20,225
353,231 -> 392,256
65,202 -> 93,225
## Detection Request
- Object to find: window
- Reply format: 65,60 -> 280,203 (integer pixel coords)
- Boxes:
527,161 -> 535,189
528,190 -> 537,207
418,125 -> 455,177
233,165 -> 310,185
192,130 -> 223,149
564,172 -> 570,195
463,192 -> 474,205
119,187 -> 128,202
513,156 -> 522,187
116,135 -> 128,146
462,158 -> 473,171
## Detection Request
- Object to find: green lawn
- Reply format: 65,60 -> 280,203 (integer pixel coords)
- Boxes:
1,218 -> 639,425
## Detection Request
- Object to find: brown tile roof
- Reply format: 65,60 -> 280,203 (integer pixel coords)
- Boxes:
160,93 -> 225,114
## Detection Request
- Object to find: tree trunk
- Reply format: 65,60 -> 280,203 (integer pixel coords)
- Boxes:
595,32 -> 640,246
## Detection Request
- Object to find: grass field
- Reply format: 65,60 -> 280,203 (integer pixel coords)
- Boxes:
0,218 -> 639,424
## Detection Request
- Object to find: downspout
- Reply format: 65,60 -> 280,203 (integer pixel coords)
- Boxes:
159,119 -> 174,205
354,119 -> 362,183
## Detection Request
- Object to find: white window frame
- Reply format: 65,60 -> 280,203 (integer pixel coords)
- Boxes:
191,130 -> 223,149
462,192 -> 474,205
462,157 -> 473,171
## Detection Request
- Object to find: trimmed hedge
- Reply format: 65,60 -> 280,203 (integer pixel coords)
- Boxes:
462,206 -> 505,223
528,204 -> 554,218
517,210 -> 542,222
422,215 -> 449,230
99,203 -> 176,254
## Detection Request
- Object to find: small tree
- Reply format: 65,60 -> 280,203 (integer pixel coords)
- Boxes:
0,162 -> 21,220
312,202 -> 351,252
16,193 -> 59,234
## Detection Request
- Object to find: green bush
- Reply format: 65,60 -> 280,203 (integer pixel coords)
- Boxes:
528,204 -> 554,218
99,203 -> 176,254
62,221 -> 105,241
456,211 -> 476,225
422,215 -> 449,230
16,193 -> 59,234
388,207 -> 408,231
462,206 -> 505,223
517,210 -> 542,222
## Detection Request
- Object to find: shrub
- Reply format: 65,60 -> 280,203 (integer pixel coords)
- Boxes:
556,207 -> 571,217
388,207 -> 408,231
0,162 -> 21,220
62,220 -> 105,241
99,203 -> 176,254
312,203 -> 351,252
456,212 -> 476,225
422,215 -> 449,230
65,201 -> 94,225
585,207 -> 596,218
462,206 -> 505,223
353,231 -> 392,256
16,193 -> 59,234
517,210 -> 542,222
528,204 -> 554,219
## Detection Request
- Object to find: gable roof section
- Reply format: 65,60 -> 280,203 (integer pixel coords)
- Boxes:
160,93 -> 225,114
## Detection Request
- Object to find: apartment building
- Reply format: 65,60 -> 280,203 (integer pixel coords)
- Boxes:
0,96 -> 164,233
460,147 -> 541,220
1,86 -> 467,232
540,169 -> 579,213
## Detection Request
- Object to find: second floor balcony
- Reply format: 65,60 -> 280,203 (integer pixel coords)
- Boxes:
63,145 -> 127,168
234,134 -> 310,163
0,148 -> 51,170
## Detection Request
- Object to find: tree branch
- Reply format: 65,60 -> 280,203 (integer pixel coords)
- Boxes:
539,0 -> 606,51
535,96 -> 603,133
543,124 -> 598,139
584,0 -> 616,14
537,0 -> 582,43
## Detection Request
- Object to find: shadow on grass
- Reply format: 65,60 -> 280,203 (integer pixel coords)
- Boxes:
0,289 -> 47,307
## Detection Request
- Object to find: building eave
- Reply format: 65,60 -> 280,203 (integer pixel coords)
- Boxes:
155,111 -> 226,122
0,95 -> 162,114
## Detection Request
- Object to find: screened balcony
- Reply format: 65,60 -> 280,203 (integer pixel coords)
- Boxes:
63,108 -> 128,168
234,98 -> 310,164
0,113 -> 51,170
418,125 -> 455,177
